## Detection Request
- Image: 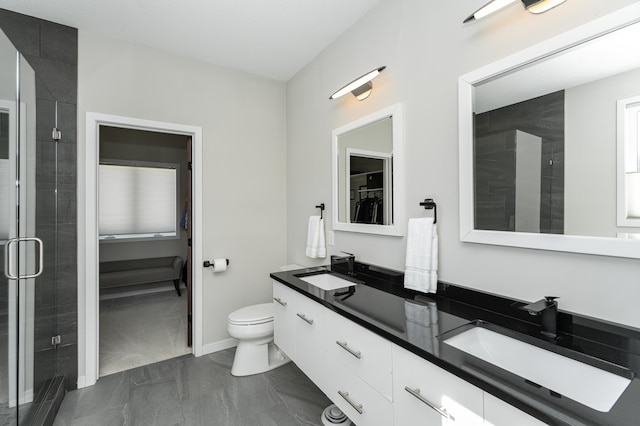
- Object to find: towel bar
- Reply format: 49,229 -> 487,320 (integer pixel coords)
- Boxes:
419,198 -> 437,223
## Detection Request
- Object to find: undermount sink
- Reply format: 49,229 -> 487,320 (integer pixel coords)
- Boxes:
296,270 -> 358,291
442,322 -> 633,412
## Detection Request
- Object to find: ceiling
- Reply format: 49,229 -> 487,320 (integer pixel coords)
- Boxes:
0,0 -> 382,81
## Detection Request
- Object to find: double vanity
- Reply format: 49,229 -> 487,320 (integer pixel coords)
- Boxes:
271,262 -> 640,425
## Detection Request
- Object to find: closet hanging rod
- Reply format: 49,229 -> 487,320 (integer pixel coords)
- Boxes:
419,198 -> 437,223
316,203 -> 325,219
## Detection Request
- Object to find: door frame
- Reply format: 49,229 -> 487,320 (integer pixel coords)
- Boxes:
81,112 -> 203,388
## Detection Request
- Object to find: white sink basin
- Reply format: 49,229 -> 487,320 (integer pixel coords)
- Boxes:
443,326 -> 632,412
297,272 -> 358,291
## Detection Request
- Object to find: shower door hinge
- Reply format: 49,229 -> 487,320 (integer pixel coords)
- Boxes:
52,128 -> 62,141
188,162 -> 192,171
51,335 -> 61,349
187,314 -> 192,323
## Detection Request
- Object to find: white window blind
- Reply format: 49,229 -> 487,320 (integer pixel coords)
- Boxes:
99,163 -> 177,239
624,103 -> 640,219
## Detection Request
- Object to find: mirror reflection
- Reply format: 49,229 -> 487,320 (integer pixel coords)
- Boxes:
338,117 -> 392,225
471,20 -> 640,239
332,104 -> 404,236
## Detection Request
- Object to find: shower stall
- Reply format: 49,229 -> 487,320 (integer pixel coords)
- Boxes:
0,15 -> 75,425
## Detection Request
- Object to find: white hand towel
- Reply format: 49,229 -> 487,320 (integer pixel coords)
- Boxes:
305,216 -> 326,258
404,217 -> 438,293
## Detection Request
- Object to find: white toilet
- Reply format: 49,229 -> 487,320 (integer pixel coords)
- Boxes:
227,265 -> 299,376
227,303 -> 289,376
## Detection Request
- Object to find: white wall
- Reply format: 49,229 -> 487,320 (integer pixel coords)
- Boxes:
565,68 -> 640,237
77,32 -> 287,377
286,0 -> 640,328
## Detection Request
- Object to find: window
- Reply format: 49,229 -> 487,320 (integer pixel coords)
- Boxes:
618,96 -> 640,226
99,162 -> 178,240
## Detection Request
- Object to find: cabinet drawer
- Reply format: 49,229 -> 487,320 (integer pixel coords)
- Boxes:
484,393 -> 546,426
325,354 -> 393,426
324,309 -> 393,400
294,292 -> 327,387
393,344 -> 484,425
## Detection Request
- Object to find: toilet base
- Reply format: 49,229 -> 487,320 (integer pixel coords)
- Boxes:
230,340 -> 290,377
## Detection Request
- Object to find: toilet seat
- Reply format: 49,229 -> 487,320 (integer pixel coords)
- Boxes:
228,303 -> 274,326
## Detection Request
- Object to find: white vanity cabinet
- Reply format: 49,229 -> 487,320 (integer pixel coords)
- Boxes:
324,308 -> 393,400
272,282 -> 326,385
392,344 -> 485,425
324,353 -> 394,426
322,308 -> 394,426
274,281 -> 549,426
273,282 -> 298,361
484,393 -> 546,426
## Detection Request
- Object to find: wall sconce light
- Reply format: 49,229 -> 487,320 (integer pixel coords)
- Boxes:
329,66 -> 386,101
463,0 -> 566,23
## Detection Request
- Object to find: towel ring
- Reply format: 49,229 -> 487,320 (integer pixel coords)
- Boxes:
315,203 -> 325,219
419,199 -> 437,223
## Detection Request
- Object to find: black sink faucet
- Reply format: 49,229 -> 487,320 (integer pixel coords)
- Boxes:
521,296 -> 559,339
331,251 -> 355,275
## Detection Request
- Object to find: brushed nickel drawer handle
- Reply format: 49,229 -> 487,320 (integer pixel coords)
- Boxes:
404,387 -> 454,421
296,313 -> 314,325
338,390 -> 363,414
336,341 -> 362,359
273,297 -> 287,306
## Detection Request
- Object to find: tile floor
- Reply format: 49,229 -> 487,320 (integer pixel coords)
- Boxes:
54,348 -> 332,425
100,288 -> 191,376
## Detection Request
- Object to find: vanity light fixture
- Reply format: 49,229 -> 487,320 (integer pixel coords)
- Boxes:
329,66 -> 386,101
522,0 -> 566,14
463,0 -> 566,23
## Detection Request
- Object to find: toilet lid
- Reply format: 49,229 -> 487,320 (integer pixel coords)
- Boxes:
228,303 -> 274,325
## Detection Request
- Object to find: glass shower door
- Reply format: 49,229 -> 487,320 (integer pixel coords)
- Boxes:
0,25 -> 55,425
0,28 -> 20,426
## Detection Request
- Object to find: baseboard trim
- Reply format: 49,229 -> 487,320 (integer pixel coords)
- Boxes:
202,338 -> 237,355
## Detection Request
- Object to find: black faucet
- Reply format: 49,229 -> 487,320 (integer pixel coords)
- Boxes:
331,251 -> 355,276
521,296 -> 559,339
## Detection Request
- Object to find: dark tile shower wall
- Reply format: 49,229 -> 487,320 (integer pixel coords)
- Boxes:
0,9 -> 78,391
474,90 -> 564,234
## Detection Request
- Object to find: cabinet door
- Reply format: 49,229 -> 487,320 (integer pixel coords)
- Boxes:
273,282 -> 297,361
484,393 -> 546,426
324,309 -> 393,400
325,354 -> 394,426
294,294 -> 327,389
393,345 -> 484,425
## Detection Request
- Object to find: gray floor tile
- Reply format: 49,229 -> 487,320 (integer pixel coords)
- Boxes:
55,371 -> 130,424
181,388 -> 237,426
255,403 -> 301,426
55,348 -> 332,426
175,355 -> 228,400
221,373 -> 283,417
129,379 -> 184,426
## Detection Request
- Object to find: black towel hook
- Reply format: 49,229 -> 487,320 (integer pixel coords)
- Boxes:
315,203 -> 325,219
419,198 -> 437,223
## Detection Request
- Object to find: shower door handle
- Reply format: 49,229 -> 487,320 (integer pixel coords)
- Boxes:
4,237 -> 44,280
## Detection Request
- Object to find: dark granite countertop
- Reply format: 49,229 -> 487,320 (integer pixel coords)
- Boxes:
270,262 -> 640,426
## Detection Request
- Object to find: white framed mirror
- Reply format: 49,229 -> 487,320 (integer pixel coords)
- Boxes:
459,3 -> 640,258
332,103 -> 404,236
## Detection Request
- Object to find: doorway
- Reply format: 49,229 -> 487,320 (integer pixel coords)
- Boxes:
82,113 -> 203,388
97,126 -> 191,376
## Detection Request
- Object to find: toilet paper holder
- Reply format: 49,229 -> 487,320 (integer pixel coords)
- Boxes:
203,259 -> 229,268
